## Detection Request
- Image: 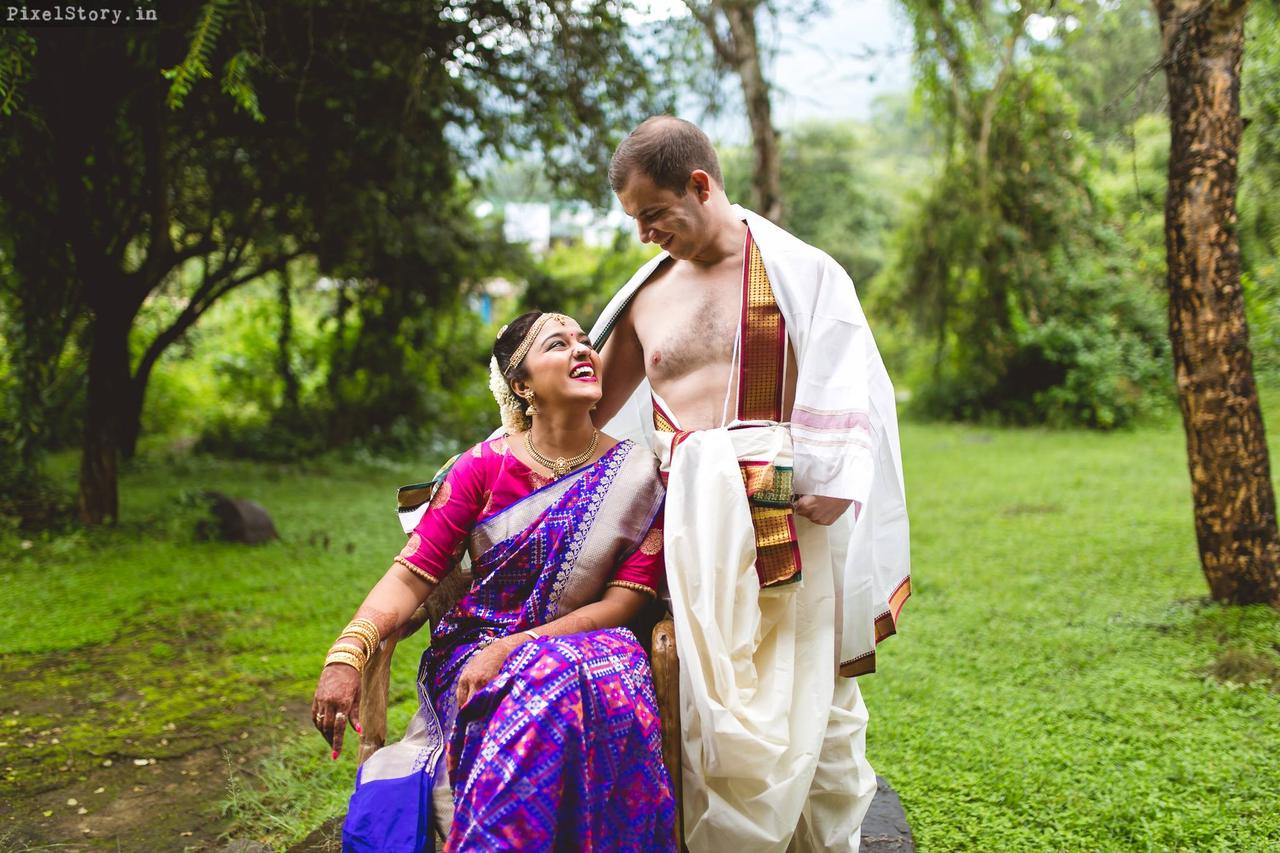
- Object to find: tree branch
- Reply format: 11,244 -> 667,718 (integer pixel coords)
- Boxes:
685,0 -> 739,65
975,4 -> 1030,176
132,248 -> 304,390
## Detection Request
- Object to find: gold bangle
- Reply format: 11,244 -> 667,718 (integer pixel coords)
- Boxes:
338,629 -> 375,659
344,618 -> 380,645
326,649 -> 363,666
340,620 -> 380,656
329,642 -> 368,664
325,651 -> 364,673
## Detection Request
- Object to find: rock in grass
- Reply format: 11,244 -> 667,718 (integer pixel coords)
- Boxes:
198,492 -> 279,544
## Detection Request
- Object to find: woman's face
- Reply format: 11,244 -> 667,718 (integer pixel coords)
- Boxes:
512,316 -> 602,416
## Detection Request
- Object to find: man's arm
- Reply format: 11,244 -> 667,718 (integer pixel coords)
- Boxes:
593,308 -> 647,427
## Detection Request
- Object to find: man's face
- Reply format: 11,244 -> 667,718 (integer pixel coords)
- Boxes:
616,172 -> 711,260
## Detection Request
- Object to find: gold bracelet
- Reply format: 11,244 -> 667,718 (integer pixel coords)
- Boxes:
339,620 -> 380,657
329,642 -> 368,665
348,617 -> 380,637
324,651 -> 364,673
339,630 -> 375,659
344,618 -> 380,649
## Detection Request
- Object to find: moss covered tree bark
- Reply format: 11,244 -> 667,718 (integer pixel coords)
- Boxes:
1157,0 -> 1280,605
686,0 -> 784,222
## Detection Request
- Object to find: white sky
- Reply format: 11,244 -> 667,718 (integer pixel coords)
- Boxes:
628,0 -> 914,143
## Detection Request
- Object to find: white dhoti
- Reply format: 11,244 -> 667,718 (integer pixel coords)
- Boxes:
658,424 -> 878,853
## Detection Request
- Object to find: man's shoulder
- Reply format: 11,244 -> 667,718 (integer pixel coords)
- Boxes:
743,209 -> 840,274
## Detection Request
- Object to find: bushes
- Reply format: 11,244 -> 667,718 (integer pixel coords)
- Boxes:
884,68 -> 1173,429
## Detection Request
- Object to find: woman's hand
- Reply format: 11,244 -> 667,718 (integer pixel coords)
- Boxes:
456,636 -> 522,709
313,663 -> 362,759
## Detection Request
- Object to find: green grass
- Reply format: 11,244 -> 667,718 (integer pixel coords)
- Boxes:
863,411 -> 1280,851
2,404 -> 1279,850
0,451 -> 434,847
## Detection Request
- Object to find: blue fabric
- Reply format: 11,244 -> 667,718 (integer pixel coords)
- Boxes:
342,764 -> 434,853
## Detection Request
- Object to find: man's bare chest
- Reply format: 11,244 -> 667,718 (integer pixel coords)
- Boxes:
633,274 -> 740,382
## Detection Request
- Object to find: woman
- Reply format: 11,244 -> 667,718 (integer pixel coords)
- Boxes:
313,311 -> 676,852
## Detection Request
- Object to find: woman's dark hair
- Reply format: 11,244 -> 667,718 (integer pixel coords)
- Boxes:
493,311 -> 544,419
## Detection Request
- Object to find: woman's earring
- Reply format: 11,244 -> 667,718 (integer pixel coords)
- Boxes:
524,391 -> 539,417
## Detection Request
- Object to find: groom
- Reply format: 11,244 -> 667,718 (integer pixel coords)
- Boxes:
590,116 -> 911,852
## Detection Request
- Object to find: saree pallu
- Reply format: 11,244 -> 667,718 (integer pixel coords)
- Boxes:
343,441 -> 675,853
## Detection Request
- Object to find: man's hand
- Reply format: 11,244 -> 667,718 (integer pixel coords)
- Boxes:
792,495 -> 858,526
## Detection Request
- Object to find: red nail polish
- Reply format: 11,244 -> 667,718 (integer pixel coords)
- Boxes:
332,750 -> 338,760
354,723 -> 362,734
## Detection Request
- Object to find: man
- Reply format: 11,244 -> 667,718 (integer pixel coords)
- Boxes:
589,116 -> 911,852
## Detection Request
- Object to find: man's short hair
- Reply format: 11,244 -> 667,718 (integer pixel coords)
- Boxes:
609,116 -> 724,196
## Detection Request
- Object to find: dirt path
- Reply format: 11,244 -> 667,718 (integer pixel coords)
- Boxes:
1,621 -> 307,851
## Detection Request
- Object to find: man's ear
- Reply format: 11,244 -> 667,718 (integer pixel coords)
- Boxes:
689,170 -> 714,203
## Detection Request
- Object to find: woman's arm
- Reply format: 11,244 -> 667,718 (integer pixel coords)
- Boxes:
454,585 -> 651,707
312,564 -> 437,757
312,446 -> 489,758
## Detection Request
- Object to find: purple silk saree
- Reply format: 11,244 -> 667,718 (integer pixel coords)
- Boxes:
343,441 -> 676,853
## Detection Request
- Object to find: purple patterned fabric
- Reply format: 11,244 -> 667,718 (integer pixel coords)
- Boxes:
447,629 -> 674,851
377,441 -> 674,851
423,442 -> 638,741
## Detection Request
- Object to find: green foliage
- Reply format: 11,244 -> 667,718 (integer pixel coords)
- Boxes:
889,67 -> 1170,427
220,50 -> 264,123
1241,2 -> 1280,380
0,29 -> 36,116
722,121 -> 895,284
1030,0 -> 1164,143
522,235 -> 659,322
161,0 -> 233,111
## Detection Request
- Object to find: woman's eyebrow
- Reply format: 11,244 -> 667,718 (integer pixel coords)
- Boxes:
541,330 -> 570,348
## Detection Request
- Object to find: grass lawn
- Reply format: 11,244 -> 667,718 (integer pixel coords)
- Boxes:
2,401 -> 1279,850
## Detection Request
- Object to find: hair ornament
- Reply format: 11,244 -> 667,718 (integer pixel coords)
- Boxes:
489,355 -> 530,433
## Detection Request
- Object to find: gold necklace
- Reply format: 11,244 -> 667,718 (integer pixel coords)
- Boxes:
525,429 -> 600,478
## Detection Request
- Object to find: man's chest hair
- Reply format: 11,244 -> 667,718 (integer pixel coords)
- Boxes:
633,274 -> 738,381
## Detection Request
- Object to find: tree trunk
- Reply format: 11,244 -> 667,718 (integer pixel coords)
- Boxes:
78,310 -> 131,525
1158,0 -> 1280,605
117,381 -> 146,463
277,269 -> 300,413
720,2 -> 783,223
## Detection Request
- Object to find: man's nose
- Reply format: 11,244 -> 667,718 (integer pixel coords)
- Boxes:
636,221 -> 652,243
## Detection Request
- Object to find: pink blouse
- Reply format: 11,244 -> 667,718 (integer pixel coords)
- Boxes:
394,437 -> 664,597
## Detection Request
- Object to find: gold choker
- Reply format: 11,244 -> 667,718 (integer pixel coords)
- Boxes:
525,429 -> 600,478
